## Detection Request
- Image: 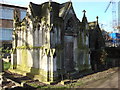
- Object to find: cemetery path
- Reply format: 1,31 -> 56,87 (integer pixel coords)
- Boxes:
82,70 -> 119,88
2,67 -> 120,89
63,67 -> 119,88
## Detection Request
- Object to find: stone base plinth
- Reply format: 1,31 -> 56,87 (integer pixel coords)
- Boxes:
9,65 -> 58,83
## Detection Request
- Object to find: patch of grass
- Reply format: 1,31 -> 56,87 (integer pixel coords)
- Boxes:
37,85 -> 68,88
26,83 -> 40,88
65,80 -> 84,88
3,61 -> 11,70
50,86 -> 68,89
27,82 -> 68,89
40,86 -> 68,89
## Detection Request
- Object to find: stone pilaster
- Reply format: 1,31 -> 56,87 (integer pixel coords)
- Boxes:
39,25 -> 42,46
42,25 -> 45,45
74,37 -> 78,70
27,49 -> 33,67
17,49 -> 21,65
34,28 -> 38,46
23,30 -> 26,45
11,30 -> 17,69
27,26 -> 33,46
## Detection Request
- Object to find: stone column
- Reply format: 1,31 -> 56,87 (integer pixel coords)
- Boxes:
25,28 -> 28,46
19,30 -> 22,46
28,26 -> 33,46
38,49 -> 42,69
82,32 -> 84,45
33,49 -> 39,68
35,28 -> 38,46
42,25 -> 45,45
21,30 -> 24,45
74,37 -> 78,70
39,26 -> 42,46
23,30 -> 26,45
88,53 -> 91,69
48,49 -> 56,82
11,31 -> 17,69
47,29 -> 50,48
17,31 -> 20,47
39,24 -> 42,46
37,25 -> 39,46
50,53 -> 53,81
16,31 -> 20,65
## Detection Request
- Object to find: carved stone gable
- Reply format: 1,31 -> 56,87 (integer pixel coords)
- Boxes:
65,18 -> 74,33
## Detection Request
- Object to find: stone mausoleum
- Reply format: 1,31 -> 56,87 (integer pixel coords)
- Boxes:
10,1 -> 104,83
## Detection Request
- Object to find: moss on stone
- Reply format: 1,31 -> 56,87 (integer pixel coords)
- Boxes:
21,49 -> 28,69
9,65 -> 58,82
11,48 -> 16,54
78,33 -> 82,49
16,45 -> 44,49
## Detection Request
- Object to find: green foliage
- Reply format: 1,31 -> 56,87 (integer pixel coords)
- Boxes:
100,49 -> 108,64
3,62 -> 11,70
0,47 -> 11,58
0,47 -> 11,71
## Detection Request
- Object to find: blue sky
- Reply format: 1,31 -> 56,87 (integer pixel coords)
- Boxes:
0,0 -> 119,32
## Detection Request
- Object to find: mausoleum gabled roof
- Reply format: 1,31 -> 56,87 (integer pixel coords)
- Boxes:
59,2 -> 72,18
88,21 -> 97,29
29,2 -> 42,18
88,16 -> 101,31
28,1 -> 74,20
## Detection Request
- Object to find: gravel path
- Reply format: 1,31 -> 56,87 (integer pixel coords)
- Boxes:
82,71 -> 119,88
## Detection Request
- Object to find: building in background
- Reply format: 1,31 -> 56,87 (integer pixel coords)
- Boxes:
0,3 -> 27,49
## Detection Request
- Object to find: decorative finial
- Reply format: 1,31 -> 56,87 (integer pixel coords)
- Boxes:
49,0 -> 52,5
96,16 -> 99,20
83,10 -> 86,13
82,10 -> 88,23
96,16 -> 99,24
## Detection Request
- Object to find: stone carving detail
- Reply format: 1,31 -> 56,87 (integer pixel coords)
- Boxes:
65,18 -> 73,32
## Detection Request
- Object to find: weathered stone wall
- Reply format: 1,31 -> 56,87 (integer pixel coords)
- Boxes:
11,14 -> 60,81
